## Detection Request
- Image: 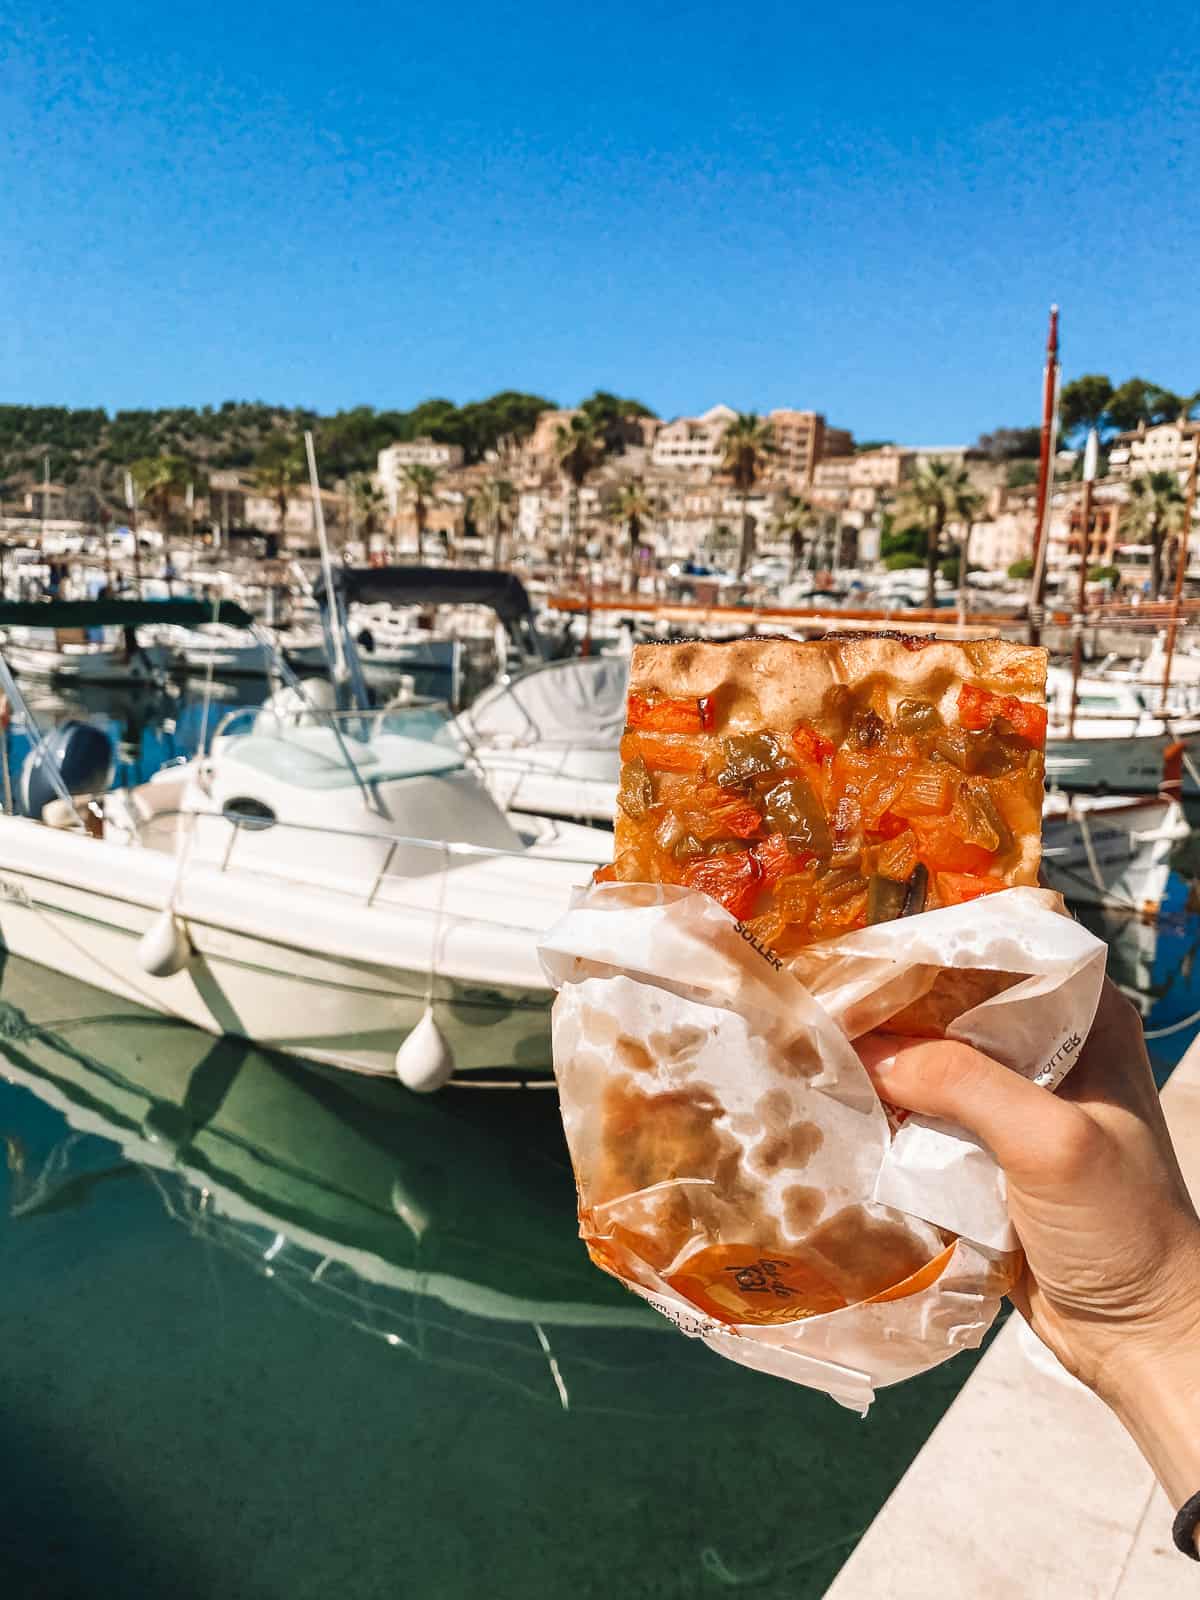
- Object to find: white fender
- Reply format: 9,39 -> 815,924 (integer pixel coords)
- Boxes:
137,910 -> 192,977
394,1005 -> 455,1093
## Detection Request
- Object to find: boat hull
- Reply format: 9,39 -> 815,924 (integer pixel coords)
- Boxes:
1041,795 -> 1188,916
0,822 -> 562,1080
1046,732 -> 1200,797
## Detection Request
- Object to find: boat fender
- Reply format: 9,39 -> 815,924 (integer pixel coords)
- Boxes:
394,1006 -> 455,1093
138,910 -> 192,978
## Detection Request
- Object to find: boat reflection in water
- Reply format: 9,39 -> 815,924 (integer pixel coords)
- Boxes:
0,955 -> 665,1412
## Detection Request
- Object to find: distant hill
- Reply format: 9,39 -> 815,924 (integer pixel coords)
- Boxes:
0,389 -> 657,501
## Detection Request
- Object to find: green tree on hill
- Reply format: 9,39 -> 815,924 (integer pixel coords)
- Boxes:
607,479 -> 657,592
473,476 -> 516,567
897,457 -> 982,608
1106,379 -> 1187,434
1123,470 -> 1187,599
400,463 -> 440,560
720,412 -> 775,578
1059,375 -> 1115,443
131,455 -> 192,534
554,413 -> 606,575
773,491 -> 820,582
253,435 -> 307,534
348,473 -> 386,548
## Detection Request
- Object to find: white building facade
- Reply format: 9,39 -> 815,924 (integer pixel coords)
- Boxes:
377,437 -> 466,513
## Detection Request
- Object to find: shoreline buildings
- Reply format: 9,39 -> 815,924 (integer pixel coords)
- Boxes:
3,410 -> 1197,593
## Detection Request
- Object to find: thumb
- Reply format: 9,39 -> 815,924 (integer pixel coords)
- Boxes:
856,1033 -> 1089,1187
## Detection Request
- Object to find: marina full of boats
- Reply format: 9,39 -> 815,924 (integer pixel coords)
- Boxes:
0,554 -> 1199,1093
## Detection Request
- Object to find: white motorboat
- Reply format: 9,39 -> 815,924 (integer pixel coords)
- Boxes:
0,596 -> 608,1090
0,696 -> 607,1089
298,567 -> 538,705
1045,668 -> 1200,797
450,655 -> 624,823
168,622 -> 277,678
2,625 -> 178,685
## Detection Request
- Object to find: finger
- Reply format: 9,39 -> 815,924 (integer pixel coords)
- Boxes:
856,1033 -> 1096,1186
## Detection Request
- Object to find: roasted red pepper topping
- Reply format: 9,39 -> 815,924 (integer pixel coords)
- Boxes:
752,833 -> 813,886
935,871 -> 1007,905
619,733 -> 706,772
681,849 -> 762,919
958,684 -> 1047,746
627,693 -> 716,734
791,722 -> 834,767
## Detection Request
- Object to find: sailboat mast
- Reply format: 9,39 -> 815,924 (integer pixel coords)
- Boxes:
1027,305 -> 1060,646
1159,434 -> 1199,712
305,430 -> 347,682
1067,428 -> 1099,737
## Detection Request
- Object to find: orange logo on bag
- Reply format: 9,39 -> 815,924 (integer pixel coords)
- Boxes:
666,1244 -> 846,1325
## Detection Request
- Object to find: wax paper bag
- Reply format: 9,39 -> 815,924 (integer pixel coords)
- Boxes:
539,882 -> 1106,1412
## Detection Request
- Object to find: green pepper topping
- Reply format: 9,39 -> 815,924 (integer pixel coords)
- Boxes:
617,755 -> 653,820
762,777 -> 832,858
867,874 -> 909,924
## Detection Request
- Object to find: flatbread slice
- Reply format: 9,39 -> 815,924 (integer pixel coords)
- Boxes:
601,633 -> 1048,952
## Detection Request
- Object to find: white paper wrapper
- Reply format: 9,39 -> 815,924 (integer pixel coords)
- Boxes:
539,882 -> 1106,1412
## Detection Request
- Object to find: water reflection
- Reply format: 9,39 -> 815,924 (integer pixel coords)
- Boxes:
0,954 -> 667,1414
0,954 -> 1001,1600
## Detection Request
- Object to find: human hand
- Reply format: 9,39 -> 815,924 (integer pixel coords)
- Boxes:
857,979 -> 1200,1511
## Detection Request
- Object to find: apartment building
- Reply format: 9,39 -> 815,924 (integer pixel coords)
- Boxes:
966,506 -> 1035,574
650,405 -> 739,474
766,410 -> 853,481
377,437 -> 466,513
1107,419 -> 1199,482
650,404 -> 852,484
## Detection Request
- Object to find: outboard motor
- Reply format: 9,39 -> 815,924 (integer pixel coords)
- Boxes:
19,721 -> 114,820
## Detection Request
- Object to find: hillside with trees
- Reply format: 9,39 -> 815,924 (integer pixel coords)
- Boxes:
0,389 -> 657,501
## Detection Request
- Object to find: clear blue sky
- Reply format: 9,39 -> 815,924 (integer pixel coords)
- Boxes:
4,1 -> 1198,441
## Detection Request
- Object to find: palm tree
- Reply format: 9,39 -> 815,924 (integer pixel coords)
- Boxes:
720,413 -> 775,577
131,454 -> 189,535
706,522 -> 738,567
553,414 -> 605,575
897,458 -> 983,609
253,436 -> 305,540
131,454 -> 190,589
773,491 -> 819,582
473,476 -> 516,567
348,473 -> 385,553
607,480 -> 657,593
1123,471 -> 1187,599
400,463 -> 440,560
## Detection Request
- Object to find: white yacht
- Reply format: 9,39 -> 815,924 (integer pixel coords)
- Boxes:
0,599 -> 607,1091
1045,667 -> 1200,797
449,655 -> 624,823
2,621 -> 178,685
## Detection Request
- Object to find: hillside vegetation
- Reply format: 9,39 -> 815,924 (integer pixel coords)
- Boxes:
0,389 -> 655,496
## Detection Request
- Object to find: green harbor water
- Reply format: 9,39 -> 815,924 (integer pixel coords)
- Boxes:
1,684 -> 1198,1599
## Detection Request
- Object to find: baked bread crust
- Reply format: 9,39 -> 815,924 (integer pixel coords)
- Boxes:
613,633 -> 1048,910
627,635 -> 1046,733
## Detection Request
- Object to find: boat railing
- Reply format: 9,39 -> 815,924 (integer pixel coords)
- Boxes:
130,806 -> 603,914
